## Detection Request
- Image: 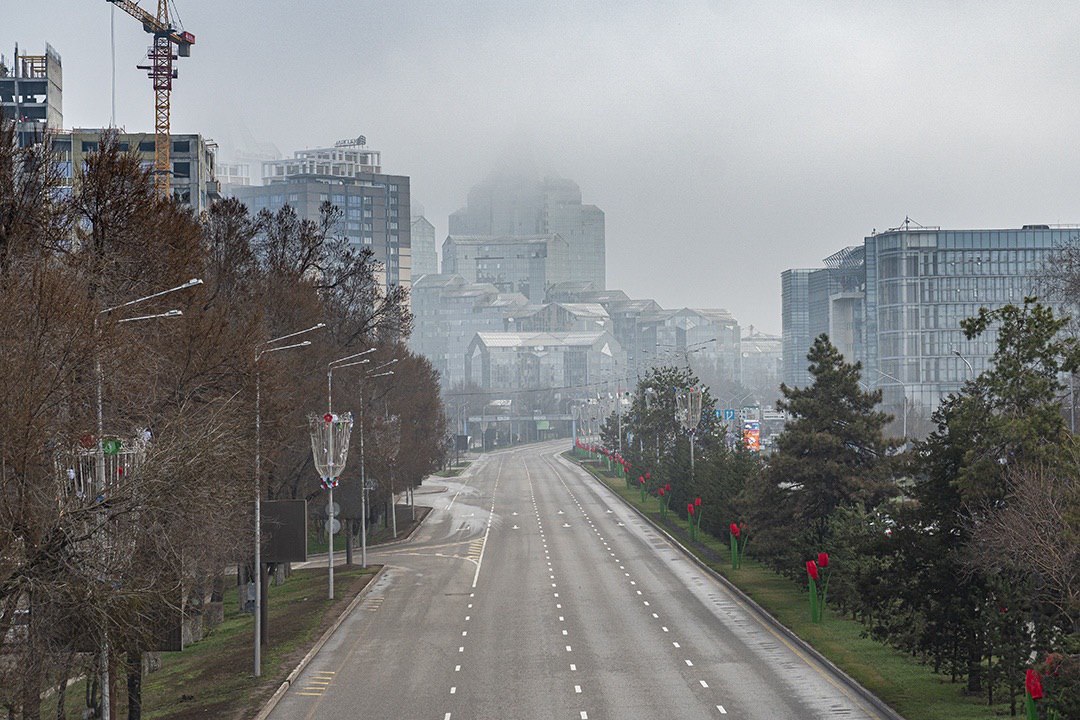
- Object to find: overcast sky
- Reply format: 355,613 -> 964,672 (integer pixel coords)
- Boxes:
6,1 -> 1080,333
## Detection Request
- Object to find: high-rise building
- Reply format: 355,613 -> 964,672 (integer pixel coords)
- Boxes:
0,44 -> 63,147
411,215 -> 438,277
449,172 -> 605,288
442,234 -> 570,303
228,136 -> 410,290
783,222 -> 1069,432
781,269 -> 814,388
863,224 -> 1065,420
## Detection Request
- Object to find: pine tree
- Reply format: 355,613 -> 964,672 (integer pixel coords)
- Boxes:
765,334 -> 897,548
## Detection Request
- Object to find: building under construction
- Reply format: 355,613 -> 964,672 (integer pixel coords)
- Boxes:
2,41 -> 218,212
0,43 -> 64,147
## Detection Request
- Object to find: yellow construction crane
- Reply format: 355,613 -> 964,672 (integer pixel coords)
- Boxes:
107,1 -> 195,197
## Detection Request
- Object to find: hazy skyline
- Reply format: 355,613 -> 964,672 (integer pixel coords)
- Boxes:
7,1 -> 1080,333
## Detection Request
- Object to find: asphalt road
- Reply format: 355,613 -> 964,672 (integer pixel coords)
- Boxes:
269,441 -> 888,720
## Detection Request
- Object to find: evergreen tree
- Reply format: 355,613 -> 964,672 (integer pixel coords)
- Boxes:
902,298 -> 1080,698
764,334 -> 897,553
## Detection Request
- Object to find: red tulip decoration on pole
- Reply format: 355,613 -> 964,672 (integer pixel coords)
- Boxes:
1024,668 -> 1042,720
689,497 -> 703,541
806,560 -> 820,623
817,552 -> 831,620
805,552 -> 831,623
729,522 -> 748,570
638,475 -> 646,503
658,482 -> 671,520
687,503 -> 697,541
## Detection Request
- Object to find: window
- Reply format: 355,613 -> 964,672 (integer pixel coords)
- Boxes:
81,141 -> 98,153
172,161 -> 191,178
139,141 -> 156,153
172,140 -> 190,153
118,142 -> 130,152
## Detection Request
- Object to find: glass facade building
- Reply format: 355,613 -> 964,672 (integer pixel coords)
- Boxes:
864,226 -> 1065,418
783,225 -> 1068,429
781,269 -> 813,388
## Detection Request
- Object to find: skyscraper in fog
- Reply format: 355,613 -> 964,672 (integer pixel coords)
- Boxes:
449,172 -> 605,289
411,215 -> 438,277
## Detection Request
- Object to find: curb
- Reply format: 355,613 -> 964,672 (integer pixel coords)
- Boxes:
558,451 -> 906,720
254,566 -> 388,720
367,504 -> 433,548
304,503 -> 434,563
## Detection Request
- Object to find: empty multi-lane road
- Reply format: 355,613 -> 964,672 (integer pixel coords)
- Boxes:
269,441 -> 890,720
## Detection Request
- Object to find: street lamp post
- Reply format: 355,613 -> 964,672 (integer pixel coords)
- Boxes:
328,356 -> 396,568
875,369 -> 908,440
952,348 -> 974,380
94,278 -> 202,717
253,322 -> 324,678
328,348 -> 376,585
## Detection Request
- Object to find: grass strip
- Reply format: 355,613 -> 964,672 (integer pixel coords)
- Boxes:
49,566 -> 378,719
568,452 -> 1006,720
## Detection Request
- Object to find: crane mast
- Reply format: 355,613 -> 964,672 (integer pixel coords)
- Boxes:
108,0 -> 194,197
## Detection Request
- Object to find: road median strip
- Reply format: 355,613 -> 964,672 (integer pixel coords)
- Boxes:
255,566 -> 387,720
560,450 -> 906,720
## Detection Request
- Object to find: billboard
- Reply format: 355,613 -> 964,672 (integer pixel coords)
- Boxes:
263,499 -> 308,563
743,420 -> 761,452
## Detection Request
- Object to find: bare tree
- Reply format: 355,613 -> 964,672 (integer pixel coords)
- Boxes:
966,463 -> 1080,633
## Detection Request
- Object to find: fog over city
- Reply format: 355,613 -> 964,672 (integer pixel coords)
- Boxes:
7,1 -> 1080,330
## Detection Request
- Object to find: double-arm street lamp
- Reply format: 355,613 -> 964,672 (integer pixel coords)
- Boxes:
328,354 -> 396,568
253,322 -> 324,677
94,277 -> 203,717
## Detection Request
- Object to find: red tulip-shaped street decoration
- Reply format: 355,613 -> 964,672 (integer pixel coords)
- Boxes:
686,499 -> 702,541
804,554 -> 831,623
729,522 -> 749,570
639,475 -> 647,502
657,485 -> 671,519
806,560 -> 821,622
1024,668 -> 1043,720
816,552 -> 831,621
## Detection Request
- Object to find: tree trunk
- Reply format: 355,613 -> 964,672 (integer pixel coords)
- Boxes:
55,650 -> 74,720
966,627 -> 983,693
344,518 -> 353,565
126,646 -> 142,720
210,572 -> 224,603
